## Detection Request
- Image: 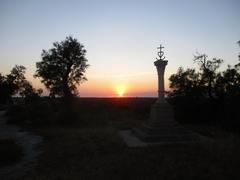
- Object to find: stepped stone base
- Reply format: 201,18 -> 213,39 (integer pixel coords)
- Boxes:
132,123 -> 199,143
134,101 -> 200,143
118,130 -> 196,147
119,100 -> 202,147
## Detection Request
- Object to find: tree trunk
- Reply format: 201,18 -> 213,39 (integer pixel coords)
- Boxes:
208,77 -> 213,99
62,74 -> 72,99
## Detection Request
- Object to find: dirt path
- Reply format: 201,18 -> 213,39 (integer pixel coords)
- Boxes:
0,110 -> 43,180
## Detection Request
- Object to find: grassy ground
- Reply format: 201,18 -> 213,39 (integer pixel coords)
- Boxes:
0,139 -> 23,167
6,98 -> 240,180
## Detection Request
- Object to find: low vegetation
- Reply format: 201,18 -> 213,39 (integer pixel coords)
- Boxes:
6,98 -> 154,127
0,139 -> 23,167
3,98 -> 240,180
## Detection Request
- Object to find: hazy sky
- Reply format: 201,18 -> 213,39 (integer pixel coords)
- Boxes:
0,0 -> 239,97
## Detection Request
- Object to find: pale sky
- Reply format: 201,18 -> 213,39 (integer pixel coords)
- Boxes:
0,0 -> 239,97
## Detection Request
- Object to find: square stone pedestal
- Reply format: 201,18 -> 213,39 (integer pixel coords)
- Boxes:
132,100 -> 199,143
119,100 -> 201,147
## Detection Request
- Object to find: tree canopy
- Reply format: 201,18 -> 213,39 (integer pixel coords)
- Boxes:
169,53 -> 240,99
0,65 -> 41,104
168,46 -> 240,127
35,36 -> 89,98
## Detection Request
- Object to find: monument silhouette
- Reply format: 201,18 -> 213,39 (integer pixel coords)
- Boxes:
119,45 -> 199,146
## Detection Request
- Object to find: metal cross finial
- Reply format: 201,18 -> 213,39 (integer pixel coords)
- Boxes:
156,44 -> 166,61
157,44 -> 164,52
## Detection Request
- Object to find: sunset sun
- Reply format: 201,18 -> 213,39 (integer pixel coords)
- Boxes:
116,85 -> 126,97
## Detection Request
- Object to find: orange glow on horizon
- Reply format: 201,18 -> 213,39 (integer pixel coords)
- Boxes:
25,71 -> 172,97
115,84 -> 127,97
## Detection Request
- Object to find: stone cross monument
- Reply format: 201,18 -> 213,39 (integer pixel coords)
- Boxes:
148,45 -> 175,126
119,44 -> 199,146
132,44 -> 184,143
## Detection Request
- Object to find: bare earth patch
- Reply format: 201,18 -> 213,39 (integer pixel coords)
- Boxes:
0,111 -> 42,180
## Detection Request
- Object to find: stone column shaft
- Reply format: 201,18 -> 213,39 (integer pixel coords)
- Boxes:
154,60 -> 168,101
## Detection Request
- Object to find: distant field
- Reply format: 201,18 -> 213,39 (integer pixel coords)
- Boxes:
5,97 -> 240,180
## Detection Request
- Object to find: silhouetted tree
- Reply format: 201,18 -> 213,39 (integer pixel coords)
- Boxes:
7,65 -> 27,95
193,53 -> 223,98
0,73 -> 9,103
0,65 -> 28,104
169,49 -> 240,125
35,36 -> 89,98
169,54 -> 223,99
169,67 -> 203,98
19,81 -> 43,103
214,41 -> 240,98
19,81 -> 34,97
215,65 -> 240,98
